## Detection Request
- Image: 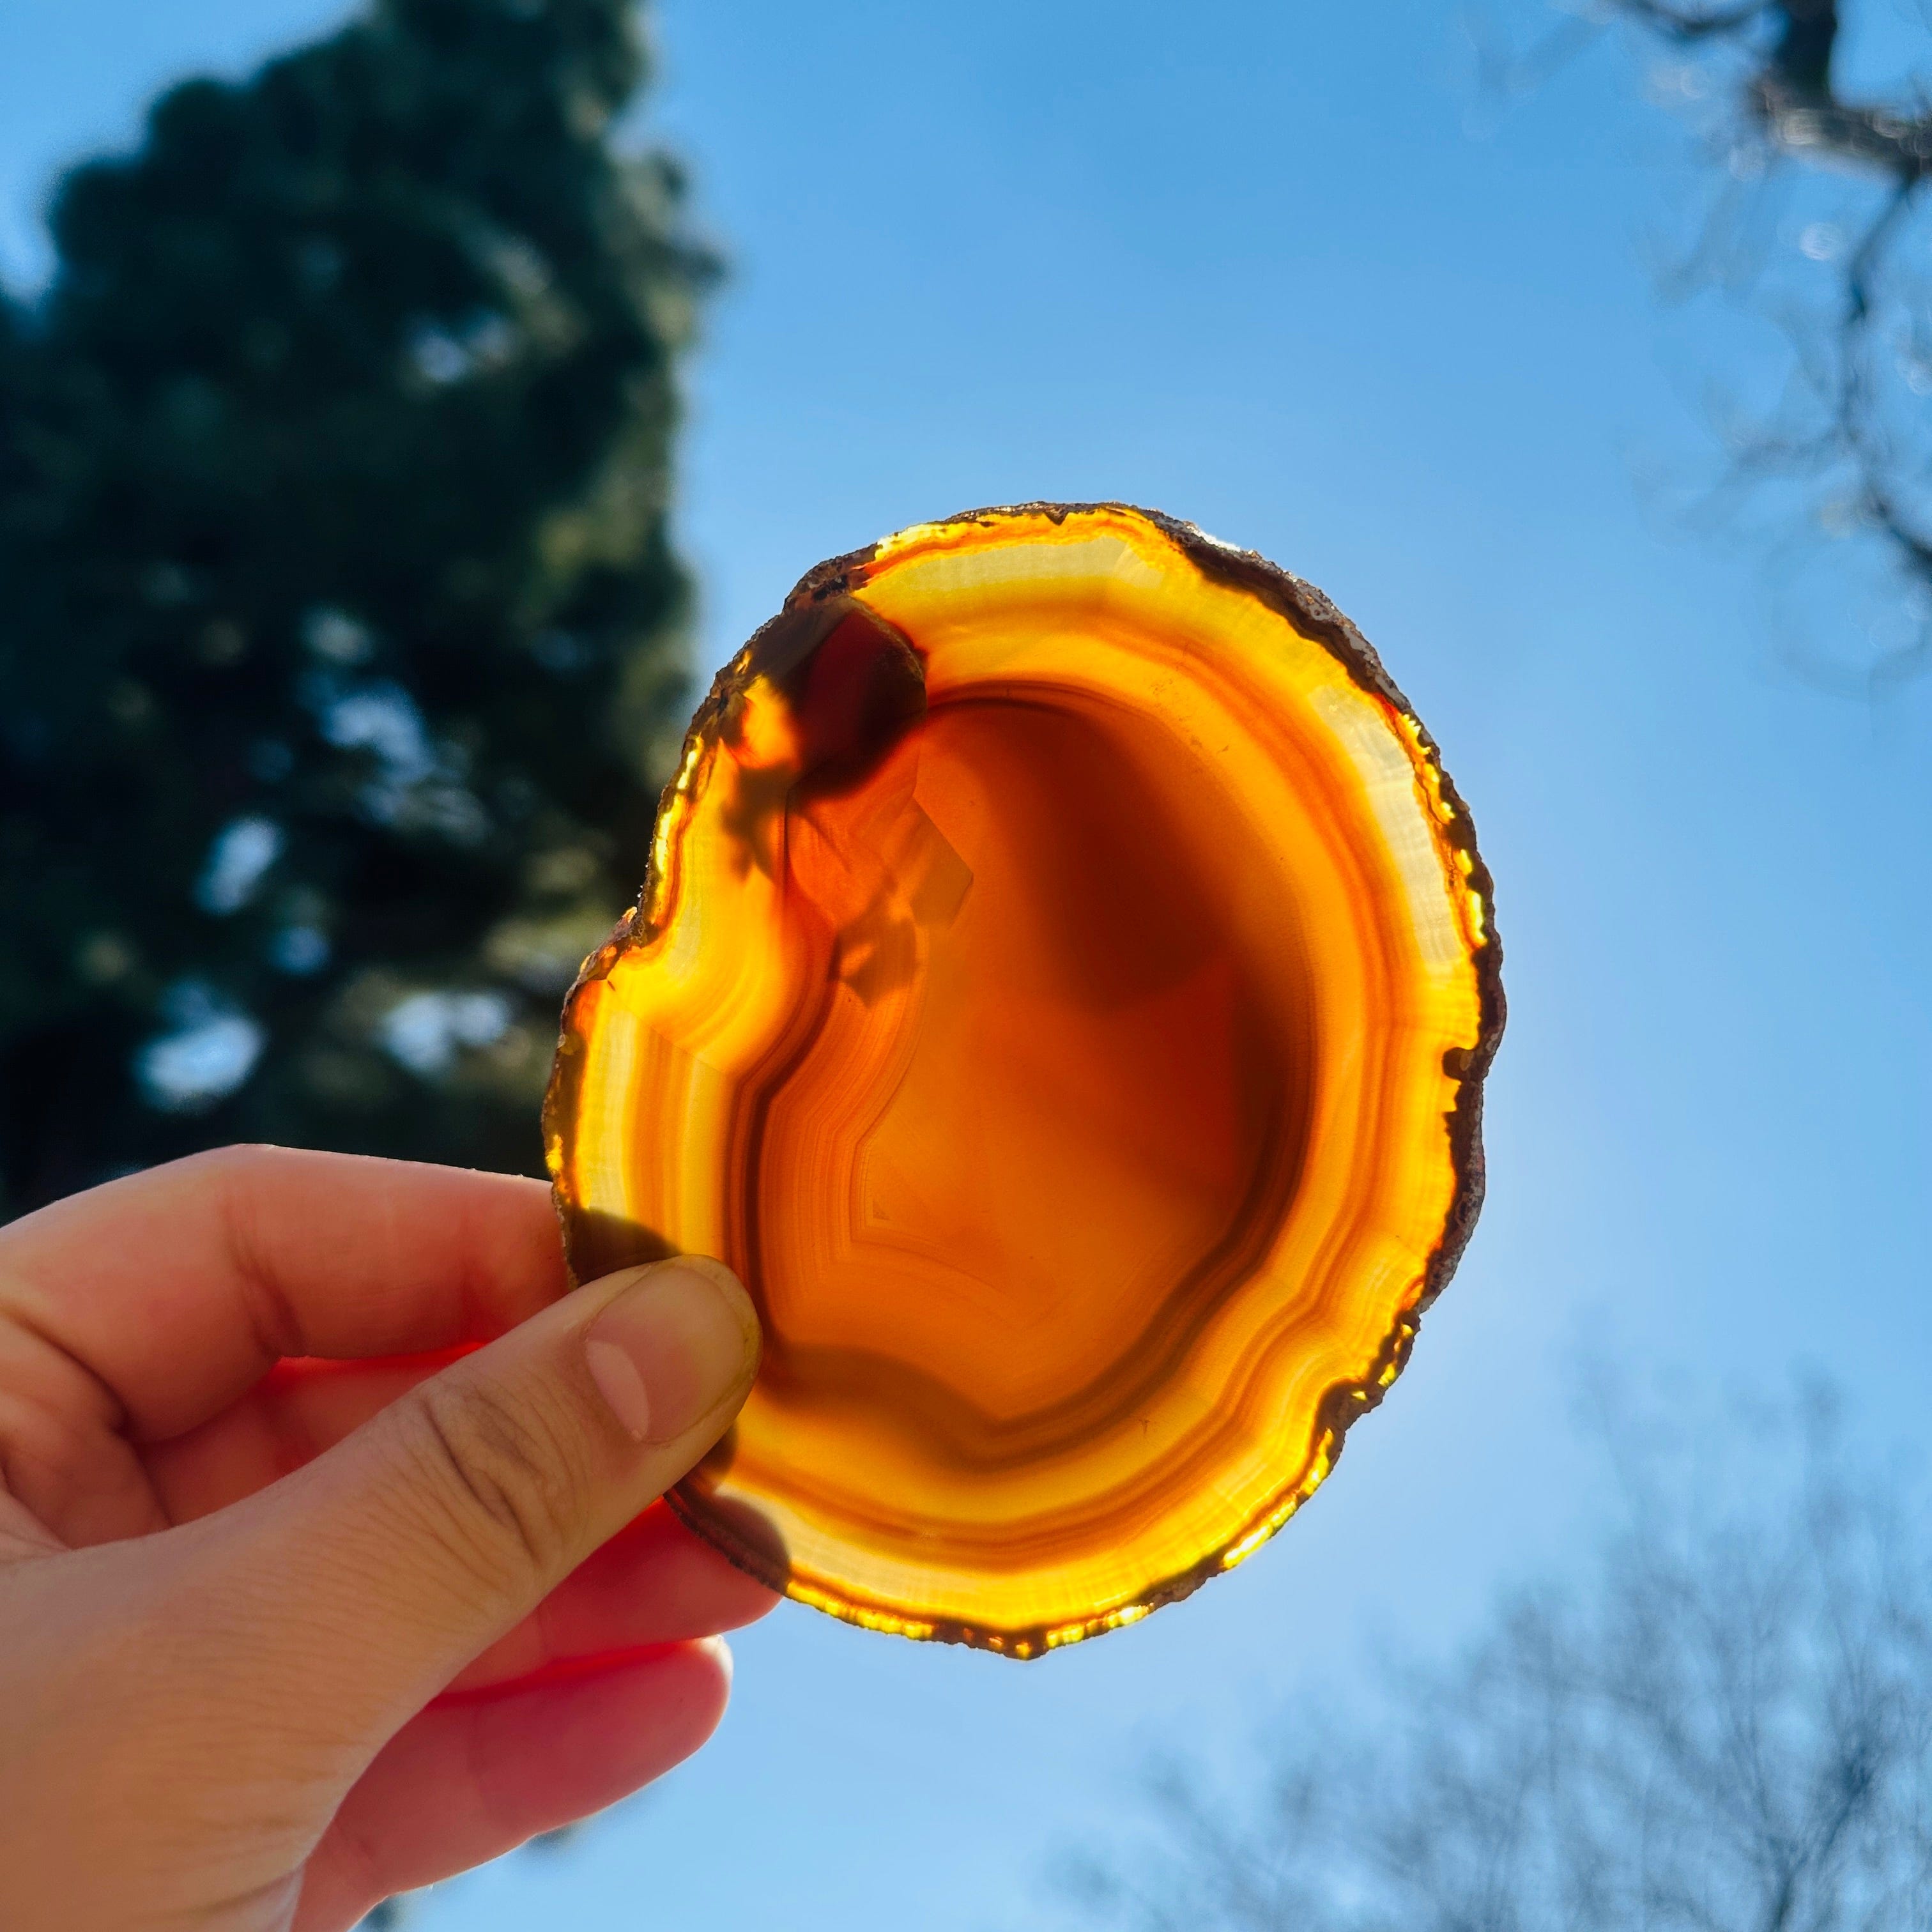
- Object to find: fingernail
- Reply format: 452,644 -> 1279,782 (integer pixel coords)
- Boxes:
584,1260 -> 758,1445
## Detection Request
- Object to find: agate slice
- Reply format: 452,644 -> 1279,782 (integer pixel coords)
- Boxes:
546,503 -> 1502,1657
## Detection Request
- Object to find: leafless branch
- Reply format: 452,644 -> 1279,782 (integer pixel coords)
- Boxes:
1584,0 -> 1932,689
1061,1388 -> 1932,1932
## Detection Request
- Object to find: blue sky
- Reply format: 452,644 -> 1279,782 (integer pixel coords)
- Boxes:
4,3 -> 1930,1928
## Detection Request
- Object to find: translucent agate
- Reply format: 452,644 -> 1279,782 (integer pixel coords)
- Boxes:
546,504 -> 1502,1657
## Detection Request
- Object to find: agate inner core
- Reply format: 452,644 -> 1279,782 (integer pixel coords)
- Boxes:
548,505 -> 1501,1656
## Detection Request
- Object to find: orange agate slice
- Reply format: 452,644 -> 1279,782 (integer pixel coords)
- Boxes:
546,503 -> 1502,1656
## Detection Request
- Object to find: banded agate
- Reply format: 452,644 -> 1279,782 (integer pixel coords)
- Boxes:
546,503 -> 1503,1656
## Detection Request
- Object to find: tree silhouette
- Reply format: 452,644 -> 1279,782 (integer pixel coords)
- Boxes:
0,0 -> 712,1216
1063,1389 -> 1932,1931
1483,1 -> 1932,690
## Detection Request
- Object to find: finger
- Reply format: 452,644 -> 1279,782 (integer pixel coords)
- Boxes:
181,1255 -> 760,1768
143,1355 -> 460,1525
0,1147 -> 566,1443
293,1639 -> 733,1932
0,1489 -> 62,1563
442,1505 -> 777,1696
10,1349 -> 459,1552
142,1364 -> 785,1697
150,1350 -> 776,1676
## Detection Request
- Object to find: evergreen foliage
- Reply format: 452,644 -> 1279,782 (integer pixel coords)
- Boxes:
0,0 -> 712,1215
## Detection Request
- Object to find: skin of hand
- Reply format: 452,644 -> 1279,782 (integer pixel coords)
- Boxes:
0,1144 -> 776,1931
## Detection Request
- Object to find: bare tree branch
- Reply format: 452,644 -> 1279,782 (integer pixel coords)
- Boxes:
1060,1389 -> 1932,1932
1462,1 -> 1932,692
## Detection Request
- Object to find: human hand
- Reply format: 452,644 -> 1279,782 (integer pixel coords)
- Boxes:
0,1146 -> 772,1931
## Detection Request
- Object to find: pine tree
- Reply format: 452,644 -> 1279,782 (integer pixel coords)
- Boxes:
0,0 -> 712,1214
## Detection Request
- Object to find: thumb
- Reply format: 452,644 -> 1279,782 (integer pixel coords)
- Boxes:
193,1255 -> 760,1754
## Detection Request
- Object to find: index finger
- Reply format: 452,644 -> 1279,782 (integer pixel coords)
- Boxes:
0,1146 -> 569,1440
